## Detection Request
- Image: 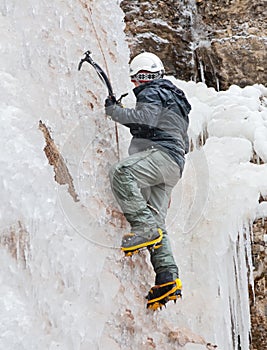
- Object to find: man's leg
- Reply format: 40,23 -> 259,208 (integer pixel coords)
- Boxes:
145,184 -> 179,281
110,149 -> 169,252
110,148 -> 180,255
109,149 -> 160,233
140,154 -> 183,309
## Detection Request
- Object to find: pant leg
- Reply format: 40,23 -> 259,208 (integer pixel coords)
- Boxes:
109,148 -> 181,280
109,148 -> 162,232
148,184 -> 179,279
142,182 -> 170,231
141,153 -> 181,279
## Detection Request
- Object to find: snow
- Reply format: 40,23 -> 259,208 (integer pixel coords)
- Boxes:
211,34 -> 267,44
0,1 -> 267,350
136,32 -> 170,44
256,202 -> 267,220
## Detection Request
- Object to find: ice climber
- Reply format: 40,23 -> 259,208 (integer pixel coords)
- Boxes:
105,52 -> 191,310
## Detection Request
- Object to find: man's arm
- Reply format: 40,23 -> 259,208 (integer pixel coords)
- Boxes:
105,88 -> 162,127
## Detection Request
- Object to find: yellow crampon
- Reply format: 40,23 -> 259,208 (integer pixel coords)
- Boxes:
146,278 -> 182,310
121,228 -> 163,256
124,249 -> 141,257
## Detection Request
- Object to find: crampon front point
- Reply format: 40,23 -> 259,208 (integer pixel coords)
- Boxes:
146,278 -> 182,310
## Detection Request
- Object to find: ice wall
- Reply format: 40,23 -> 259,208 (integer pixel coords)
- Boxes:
1,1 -> 267,350
0,1 -> 131,349
167,79 -> 267,349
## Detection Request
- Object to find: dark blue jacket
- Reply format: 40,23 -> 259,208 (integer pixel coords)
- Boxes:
106,79 -> 191,172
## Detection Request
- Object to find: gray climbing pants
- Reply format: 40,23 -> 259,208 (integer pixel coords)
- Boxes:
109,148 -> 181,278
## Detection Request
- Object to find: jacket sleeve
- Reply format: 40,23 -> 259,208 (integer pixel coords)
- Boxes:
105,88 -> 162,127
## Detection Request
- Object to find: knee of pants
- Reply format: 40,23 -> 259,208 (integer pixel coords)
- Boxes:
109,162 -> 128,187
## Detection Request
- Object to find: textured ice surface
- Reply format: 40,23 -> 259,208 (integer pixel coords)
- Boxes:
1,1 -> 267,350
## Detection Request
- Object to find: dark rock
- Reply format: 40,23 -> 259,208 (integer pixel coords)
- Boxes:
120,0 -> 267,90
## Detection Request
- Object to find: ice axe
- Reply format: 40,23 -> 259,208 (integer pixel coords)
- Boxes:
78,50 -> 128,105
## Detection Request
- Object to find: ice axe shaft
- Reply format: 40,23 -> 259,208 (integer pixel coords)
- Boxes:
78,51 -> 128,105
78,50 -> 114,97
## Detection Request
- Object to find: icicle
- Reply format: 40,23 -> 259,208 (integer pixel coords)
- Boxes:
199,60 -> 206,84
248,222 -> 255,297
216,77 -> 220,92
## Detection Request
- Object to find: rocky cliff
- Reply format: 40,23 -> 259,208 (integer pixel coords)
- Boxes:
120,0 -> 266,90
251,218 -> 267,350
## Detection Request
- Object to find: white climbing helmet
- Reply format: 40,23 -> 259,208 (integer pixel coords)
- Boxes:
129,52 -> 165,81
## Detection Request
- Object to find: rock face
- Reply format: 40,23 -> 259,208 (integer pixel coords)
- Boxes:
121,0 -> 195,82
251,215 -> 267,350
120,0 -> 266,90
196,0 -> 266,90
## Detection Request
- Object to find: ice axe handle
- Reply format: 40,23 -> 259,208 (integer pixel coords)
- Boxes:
78,51 -> 128,106
78,50 -> 114,97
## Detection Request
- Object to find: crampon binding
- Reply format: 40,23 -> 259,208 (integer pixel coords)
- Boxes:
121,228 -> 163,257
146,278 -> 182,310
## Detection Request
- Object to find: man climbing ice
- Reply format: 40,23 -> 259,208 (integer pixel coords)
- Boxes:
105,52 -> 191,310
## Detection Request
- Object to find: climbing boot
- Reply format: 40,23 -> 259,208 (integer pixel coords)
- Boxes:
121,228 -> 163,257
146,278 -> 182,310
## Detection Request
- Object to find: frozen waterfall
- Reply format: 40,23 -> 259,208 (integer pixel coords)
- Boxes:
1,1 -> 267,349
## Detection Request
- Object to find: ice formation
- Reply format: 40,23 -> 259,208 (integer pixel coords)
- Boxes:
0,1 -> 267,349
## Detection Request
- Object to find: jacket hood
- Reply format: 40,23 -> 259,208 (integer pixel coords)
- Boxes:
133,78 -> 174,95
133,78 -> 191,115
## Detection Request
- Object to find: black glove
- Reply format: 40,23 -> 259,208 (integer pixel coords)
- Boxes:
105,95 -> 117,116
105,95 -> 116,107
